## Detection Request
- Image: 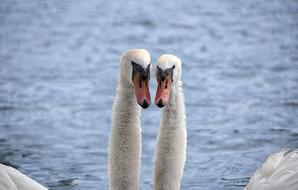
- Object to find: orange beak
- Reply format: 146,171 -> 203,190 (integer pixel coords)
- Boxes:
132,73 -> 151,109
155,76 -> 172,108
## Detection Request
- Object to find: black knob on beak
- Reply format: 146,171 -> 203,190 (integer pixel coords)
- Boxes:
141,100 -> 149,109
156,99 -> 164,108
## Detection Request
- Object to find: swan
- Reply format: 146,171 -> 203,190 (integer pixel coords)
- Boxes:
153,54 -> 186,190
245,149 -> 298,190
0,163 -> 47,190
152,54 -> 298,190
0,49 -> 152,190
108,49 -> 152,190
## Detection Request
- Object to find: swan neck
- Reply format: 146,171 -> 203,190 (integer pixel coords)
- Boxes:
109,82 -> 142,190
154,79 -> 186,190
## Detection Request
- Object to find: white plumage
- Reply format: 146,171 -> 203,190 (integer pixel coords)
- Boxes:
0,164 -> 47,190
152,54 -> 298,190
108,49 -> 151,190
154,54 -> 187,190
245,149 -> 298,190
1,51 -> 296,190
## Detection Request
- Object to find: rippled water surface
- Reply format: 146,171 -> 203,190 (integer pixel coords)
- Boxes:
0,0 -> 298,189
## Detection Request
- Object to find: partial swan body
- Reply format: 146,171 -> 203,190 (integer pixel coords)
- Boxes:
152,54 -> 298,190
245,149 -> 298,190
153,54 -> 186,190
0,164 -> 47,190
108,49 -> 151,190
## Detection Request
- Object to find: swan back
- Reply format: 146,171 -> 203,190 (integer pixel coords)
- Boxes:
245,149 -> 298,190
0,164 -> 47,190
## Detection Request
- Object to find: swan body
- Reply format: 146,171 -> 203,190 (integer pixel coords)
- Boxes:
109,49 -> 151,190
0,164 -> 47,190
245,149 -> 298,190
154,54 -> 186,190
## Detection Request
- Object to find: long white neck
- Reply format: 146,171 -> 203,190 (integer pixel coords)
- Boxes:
109,79 -> 142,190
154,80 -> 187,190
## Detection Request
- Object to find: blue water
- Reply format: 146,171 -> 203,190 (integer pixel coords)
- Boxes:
0,0 -> 298,189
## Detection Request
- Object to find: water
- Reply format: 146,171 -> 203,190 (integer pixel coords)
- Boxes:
0,0 -> 298,189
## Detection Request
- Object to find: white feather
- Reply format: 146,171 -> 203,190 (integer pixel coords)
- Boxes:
108,49 -> 151,190
0,164 -> 47,190
245,149 -> 298,190
154,54 -> 187,190
153,54 -> 298,190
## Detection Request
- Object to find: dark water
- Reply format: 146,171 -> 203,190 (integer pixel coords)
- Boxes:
0,0 -> 298,189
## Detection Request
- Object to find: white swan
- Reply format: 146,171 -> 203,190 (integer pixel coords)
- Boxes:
153,54 -> 186,190
108,49 -> 151,190
152,54 -> 298,190
0,163 -> 47,190
245,149 -> 298,190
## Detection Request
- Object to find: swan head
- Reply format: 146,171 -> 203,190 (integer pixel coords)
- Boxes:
121,49 -> 152,109
155,54 -> 182,108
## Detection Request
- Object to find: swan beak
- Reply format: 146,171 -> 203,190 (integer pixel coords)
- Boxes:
132,73 -> 151,109
155,76 -> 172,108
